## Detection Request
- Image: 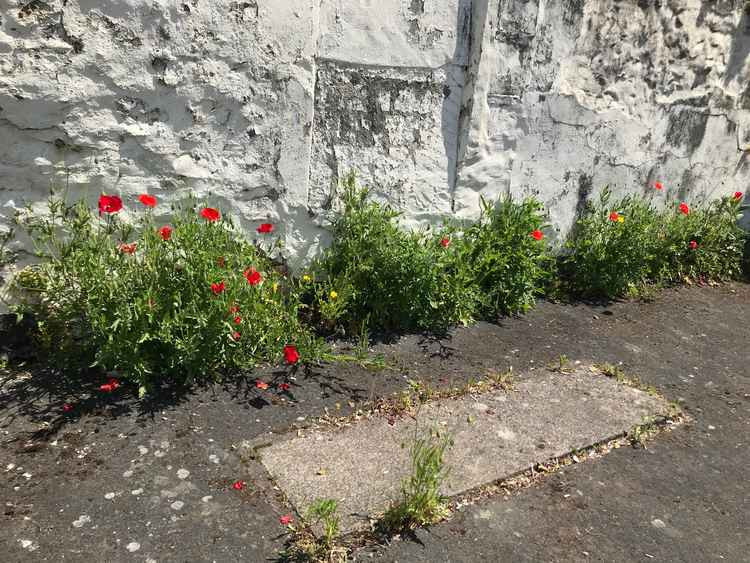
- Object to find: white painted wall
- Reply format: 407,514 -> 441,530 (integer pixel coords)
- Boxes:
1,0 -> 748,272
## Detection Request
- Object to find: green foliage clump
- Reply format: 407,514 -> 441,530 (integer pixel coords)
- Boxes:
447,196 -> 551,317
4,172 -> 746,391
308,175 -> 550,332
11,194 -> 322,393
560,189 -> 662,298
656,196 -> 746,284
561,188 -> 747,299
310,174 -> 477,332
382,429 -> 452,531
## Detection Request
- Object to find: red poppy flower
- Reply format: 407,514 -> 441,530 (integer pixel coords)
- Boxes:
609,211 -> 620,222
138,194 -> 157,208
211,281 -> 226,295
234,316 -> 242,325
232,331 -> 241,341
255,380 -> 269,390
679,202 -> 690,215
279,515 -> 293,525
158,226 -> 172,241
653,181 -> 663,190
531,230 -> 543,241
200,207 -> 220,222
257,223 -> 274,234
118,242 -> 137,254
284,345 -> 300,365
232,480 -> 245,491
734,191 -> 743,200
62,403 -> 73,412
279,383 -> 290,392
689,240 -> 698,250
244,268 -> 262,286
99,378 -> 119,392
229,304 -> 240,314
98,194 -> 123,214
440,237 -> 450,248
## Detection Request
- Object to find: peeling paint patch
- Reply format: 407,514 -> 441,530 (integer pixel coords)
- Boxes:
665,108 -> 709,153
310,62 -> 459,223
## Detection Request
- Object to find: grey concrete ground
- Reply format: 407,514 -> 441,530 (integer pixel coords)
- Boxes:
359,286 -> 750,563
263,369 -> 669,532
2,283 -> 749,562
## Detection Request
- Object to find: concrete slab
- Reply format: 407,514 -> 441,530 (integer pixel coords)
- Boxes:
260,367 -> 670,532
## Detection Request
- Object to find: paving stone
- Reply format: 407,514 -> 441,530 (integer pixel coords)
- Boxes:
261,367 -> 669,532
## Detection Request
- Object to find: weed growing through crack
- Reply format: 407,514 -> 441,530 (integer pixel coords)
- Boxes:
549,354 -> 574,374
307,499 -> 341,550
281,498 -> 346,563
595,363 -> 660,397
595,363 -> 685,448
629,418 -> 661,448
381,428 -> 453,531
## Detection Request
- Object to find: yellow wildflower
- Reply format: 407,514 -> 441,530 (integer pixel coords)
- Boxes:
302,274 -> 311,282
330,290 -> 338,300
617,216 -> 624,223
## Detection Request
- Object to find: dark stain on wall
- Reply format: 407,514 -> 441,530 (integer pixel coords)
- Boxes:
562,0 -> 585,26
314,65 -> 440,155
665,108 -> 709,153
409,0 -> 426,15
575,172 -> 593,218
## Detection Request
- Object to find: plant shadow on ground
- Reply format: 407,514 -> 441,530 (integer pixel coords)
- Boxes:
0,314 -> 376,440
416,330 -> 456,361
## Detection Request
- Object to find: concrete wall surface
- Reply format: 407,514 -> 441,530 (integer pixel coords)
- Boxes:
1,0 -> 748,267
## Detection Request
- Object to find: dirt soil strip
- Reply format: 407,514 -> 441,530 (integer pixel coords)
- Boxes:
260,367 -> 670,532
